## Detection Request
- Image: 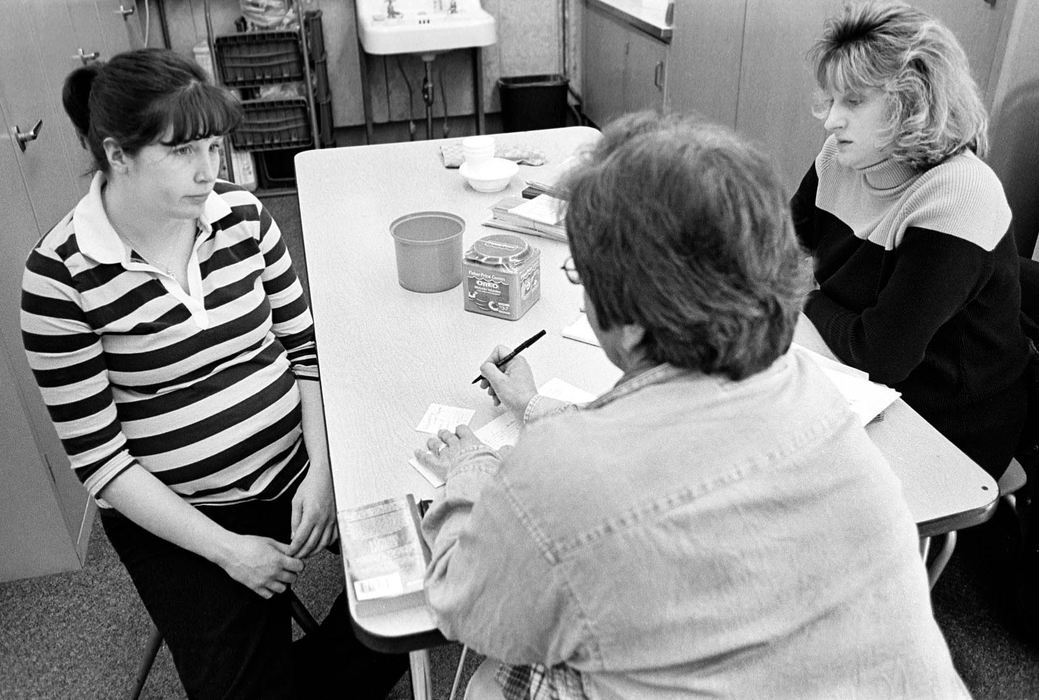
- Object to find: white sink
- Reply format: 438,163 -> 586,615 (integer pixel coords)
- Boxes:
355,0 -> 497,55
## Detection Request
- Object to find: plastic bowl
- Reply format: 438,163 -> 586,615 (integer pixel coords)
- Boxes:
460,157 -> 519,193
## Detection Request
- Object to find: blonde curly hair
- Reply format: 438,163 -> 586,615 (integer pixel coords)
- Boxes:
808,1 -> 987,169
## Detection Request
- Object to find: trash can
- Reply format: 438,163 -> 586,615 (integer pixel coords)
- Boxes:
497,74 -> 570,132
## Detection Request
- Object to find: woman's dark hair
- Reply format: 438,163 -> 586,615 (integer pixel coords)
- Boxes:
62,47 -> 242,172
563,112 -> 810,380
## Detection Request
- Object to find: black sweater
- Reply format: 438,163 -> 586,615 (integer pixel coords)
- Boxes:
791,137 -> 1029,473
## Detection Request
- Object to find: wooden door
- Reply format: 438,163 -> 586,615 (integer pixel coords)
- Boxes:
736,0 -> 1012,195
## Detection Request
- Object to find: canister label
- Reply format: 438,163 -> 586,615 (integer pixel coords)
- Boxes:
466,271 -> 513,316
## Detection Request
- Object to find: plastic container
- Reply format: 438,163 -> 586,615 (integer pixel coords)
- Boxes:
497,74 -> 570,133
230,98 -> 312,151
214,31 -> 304,86
463,234 -> 541,320
255,148 -> 303,189
390,212 -> 465,293
462,135 -> 495,168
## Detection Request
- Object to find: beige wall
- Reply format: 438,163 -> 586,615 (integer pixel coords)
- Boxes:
988,0 -> 1039,259
146,0 -> 568,129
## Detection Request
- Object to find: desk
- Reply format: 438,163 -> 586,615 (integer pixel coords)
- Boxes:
295,126 -> 997,681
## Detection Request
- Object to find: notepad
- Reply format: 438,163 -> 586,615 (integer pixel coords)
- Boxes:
407,378 -> 596,487
562,312 -> 599,347
415,403 -> 475,434
792,344 -> 900,426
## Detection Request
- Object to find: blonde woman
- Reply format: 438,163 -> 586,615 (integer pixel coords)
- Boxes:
791,2 -> 1031,478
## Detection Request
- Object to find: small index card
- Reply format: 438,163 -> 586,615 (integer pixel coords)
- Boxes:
415,403 -> 475,435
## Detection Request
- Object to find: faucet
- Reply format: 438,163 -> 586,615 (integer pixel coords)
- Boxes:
386,0 -> 401,18
449,0 -> 457,13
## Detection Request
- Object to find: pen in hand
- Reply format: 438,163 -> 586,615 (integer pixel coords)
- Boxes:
471,329 -> 547,384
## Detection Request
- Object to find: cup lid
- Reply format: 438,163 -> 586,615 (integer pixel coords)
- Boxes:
465,234 -> 534,268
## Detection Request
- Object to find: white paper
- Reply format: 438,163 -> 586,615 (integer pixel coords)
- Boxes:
474,412 -> 523,449
525,155 -> 579,192
561,312 -> 600,347
791,343 -> 869,380
408,457 -> 445,488
792,344 -> 900,425
415,403 -> 475,434
509,194 -> 566,226
538,377 -> 597,405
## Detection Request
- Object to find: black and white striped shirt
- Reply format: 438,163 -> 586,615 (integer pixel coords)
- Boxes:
21,175 -> 317,507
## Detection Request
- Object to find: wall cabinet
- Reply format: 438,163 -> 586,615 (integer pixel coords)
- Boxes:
0,0 -> 136,582
668,0 -> 1012,195
582,1 -> 668,128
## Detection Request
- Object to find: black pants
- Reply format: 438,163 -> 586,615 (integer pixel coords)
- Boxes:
101,494 -> 407,699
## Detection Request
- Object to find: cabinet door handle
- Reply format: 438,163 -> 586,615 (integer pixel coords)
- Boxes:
75,48 -> 101,64
12,119 -> 44,152
115,4 -> 135,17
654,61 -> 665,90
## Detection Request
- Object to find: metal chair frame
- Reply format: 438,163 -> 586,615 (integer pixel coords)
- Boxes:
129,589 -> 319,699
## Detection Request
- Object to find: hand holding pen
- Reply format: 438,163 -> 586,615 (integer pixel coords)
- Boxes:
471,330 -> 546,384
473,330 -> 545,415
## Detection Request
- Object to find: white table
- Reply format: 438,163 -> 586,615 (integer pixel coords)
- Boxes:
295,126 -> 997,688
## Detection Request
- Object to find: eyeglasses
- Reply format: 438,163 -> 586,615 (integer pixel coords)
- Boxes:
561,257 -> 581,285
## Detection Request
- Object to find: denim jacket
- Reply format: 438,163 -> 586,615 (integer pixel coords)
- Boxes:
422,353 -> 967,699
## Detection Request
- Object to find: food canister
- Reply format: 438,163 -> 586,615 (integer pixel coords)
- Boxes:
463,234 -> 541,321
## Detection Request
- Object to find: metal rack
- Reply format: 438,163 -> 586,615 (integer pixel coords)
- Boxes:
203,0 -> 323,185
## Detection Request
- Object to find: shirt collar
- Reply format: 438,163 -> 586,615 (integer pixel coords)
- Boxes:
861,156 -> 918,192
72,172 -> 230,263
587,352 -> 794,409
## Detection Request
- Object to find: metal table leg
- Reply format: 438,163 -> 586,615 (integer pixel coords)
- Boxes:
409,649 -> 433,700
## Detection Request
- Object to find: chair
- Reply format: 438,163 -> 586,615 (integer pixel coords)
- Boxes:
463,658 -> 502,700
129,589 -> 319,699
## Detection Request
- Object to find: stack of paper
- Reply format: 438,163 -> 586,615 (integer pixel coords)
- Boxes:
408,378 -> 597,487
558,317 -> 899,426
791,344 -> 900,425
524,155 -> 578,198
484,195 -> 567,242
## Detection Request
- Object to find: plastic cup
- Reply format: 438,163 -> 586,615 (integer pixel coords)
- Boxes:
389,211 -> 464,293
462,135 -> 495,169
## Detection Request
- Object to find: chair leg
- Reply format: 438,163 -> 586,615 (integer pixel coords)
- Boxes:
130,589 -> 317,700
130,624 -> 164,700
287,589 -> 319,634
924,531 -> 958,589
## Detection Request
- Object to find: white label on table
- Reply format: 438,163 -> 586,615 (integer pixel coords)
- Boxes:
354,572 -> 405,601
415,403 -> 475,434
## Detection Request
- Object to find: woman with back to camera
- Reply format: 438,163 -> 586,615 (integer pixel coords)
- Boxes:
415,112 -> 967,699
20,48 -> 405,698
791,1 -> 1031,479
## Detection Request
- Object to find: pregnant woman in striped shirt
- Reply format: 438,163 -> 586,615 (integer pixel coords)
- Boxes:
20,48 -> 405,698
